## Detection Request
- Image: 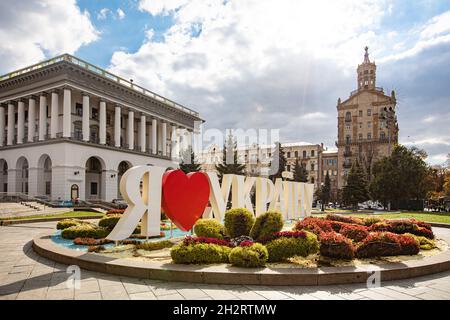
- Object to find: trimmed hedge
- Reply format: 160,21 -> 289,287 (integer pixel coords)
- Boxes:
99,214 -> 122,230
404,233 -> 436,250
61,224 -> 110,240
265,231 -> 319,262
293,217 -> 333,235
356,232 -> 420,258
106,209 -> 125,215
229,243 -> 268,268
170,242 -> 232,264
362,217 -> 382,227
224,208 -> 255,238
319,232 -> 355,260
250,211 -> 283,242
326,214 -> 364,226
56,219 -> 92,230
340,224 -> 369,242
194,219 -> 225,239
136,240 -> 174,251
369,220 -> 435,239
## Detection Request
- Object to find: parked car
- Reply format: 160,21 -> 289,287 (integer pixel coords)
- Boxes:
112,198 -> 127,209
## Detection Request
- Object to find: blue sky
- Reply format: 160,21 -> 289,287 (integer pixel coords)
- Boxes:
0,0 -> 449,165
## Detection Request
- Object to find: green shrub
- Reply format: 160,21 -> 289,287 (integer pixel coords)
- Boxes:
224,208 -> 255,238
56,219 -> 91,230
99,214 -> 122,230
229,243 -> 268,268
265,231 -> 319,262
249,211 -> 283,242
194,219 -> 225,239
319,232 -> 356,260
136,240 -> 174,251
170,243 -> 231,264
363,217 -> 383,227
61,224 -> 110,240
404,233 -> 436,250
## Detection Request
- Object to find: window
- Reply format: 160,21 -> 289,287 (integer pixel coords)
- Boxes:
346,135 -> 351,144
92,108 -> 98,120
380,132 -> 386,140
367,133 -> 372,140
311,177 -> 315,184
367,109 -> 372,116
90,182 -> 98,195
345,112 -> 352,122
286,165 -> 291,172
368,121 -> 372,128
359,122 -> 362,129
45,181 -> 51,195
311,163 -> 315,171
345,124 -> 350,130
295,151 -> 298,158
311,150 -> 315,157
359,134 -> 363,140
303,151 -> 307,158
287,152 -> 291,158
75,103 -> 82,116
359,110 -> 363,117
380,120 -> 385,128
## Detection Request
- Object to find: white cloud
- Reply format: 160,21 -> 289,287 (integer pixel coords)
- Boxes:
97,8 -> 110,20
0,0 -> 99,73
300,112 -> 328,120
421,11 -> 450,39
138,0 -> 189,16
116,8 -> 125,20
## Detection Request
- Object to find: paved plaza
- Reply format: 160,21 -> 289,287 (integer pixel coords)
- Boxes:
1,221 -> 450,300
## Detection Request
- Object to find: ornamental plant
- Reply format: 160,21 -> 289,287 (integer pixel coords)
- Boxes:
170,242 -> 232,264
99,214 -> 122,230
106,209 -> 125,215
355,232 -> 420,258
135,240 -> 174,251
224,208 -> 255,238
340,224 -> 369,242
229,243 -> 268,268
73,238 -> 112,246
326,214 -> 365,226
362,217 -> 383,226
404,233 -> 436,250
183,236 -> 231,247
249,211 -> 283,242
369,220 -> 434,239
293,217 -> 333,234
194,219 -> 225,239
61,224 -> 110,240
396,234 -> 420,255
230,236 -> 254,247
319,232 -> 356,260
57,219 -> 92,230
265,230 -> 319,262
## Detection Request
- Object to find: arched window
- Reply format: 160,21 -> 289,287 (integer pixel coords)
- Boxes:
346,135 -> 351,144
345,112 -> 352,122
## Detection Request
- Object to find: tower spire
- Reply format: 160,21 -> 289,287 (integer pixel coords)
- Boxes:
364,46 -> 370,63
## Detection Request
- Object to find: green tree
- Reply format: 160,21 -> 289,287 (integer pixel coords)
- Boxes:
293,158 -> 308,182
318,171 -> 331,211
342,161 -> 369,210
215,132 -> 246,182
269,142 -> 287,182
179,147 -> 202,174
369,145 -> 431,208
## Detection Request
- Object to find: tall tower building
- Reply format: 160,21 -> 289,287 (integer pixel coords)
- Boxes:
336,47 -> 398,189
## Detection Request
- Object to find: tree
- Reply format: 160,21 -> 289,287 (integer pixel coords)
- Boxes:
369,145 -> 431,209
269,142 -> 287,182
179,147 -> 202,174
318,171 -> 331,211
342,161 -> 369,210
293,158 -> 308,182
215,132 -> 246,182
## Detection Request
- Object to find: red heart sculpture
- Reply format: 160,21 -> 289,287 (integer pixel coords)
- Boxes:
161,170 -> 210,231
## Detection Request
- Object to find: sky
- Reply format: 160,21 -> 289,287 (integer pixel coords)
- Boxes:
0,0 -> 449,165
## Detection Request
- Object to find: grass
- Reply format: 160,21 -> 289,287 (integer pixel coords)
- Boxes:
314,211 -> 450,224
0,211 -> 104,221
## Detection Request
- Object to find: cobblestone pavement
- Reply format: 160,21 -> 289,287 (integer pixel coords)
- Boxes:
1,222 -> 450,300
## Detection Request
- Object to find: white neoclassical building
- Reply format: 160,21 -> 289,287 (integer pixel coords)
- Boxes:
0,54 -> 202,202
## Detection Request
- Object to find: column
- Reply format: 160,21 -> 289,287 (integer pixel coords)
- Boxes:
152,118 -> 157,155
127,110 -> 134,150
0,105 -> 5,146
114,105 -> 121,147
140,114 -> 146,152
17,100 -> 25,144
39,94 -> 47,141
7,102 -> 14,145
99,100 -> 106,144
27,97 -> 36,142
162,121 -> 167,156
63,88 -> 71,138
82,94 -> 90,141
171,124 -> 178,160
50,91 -> 59,138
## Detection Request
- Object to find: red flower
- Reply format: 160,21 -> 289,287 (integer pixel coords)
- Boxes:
183,236 -> 231,247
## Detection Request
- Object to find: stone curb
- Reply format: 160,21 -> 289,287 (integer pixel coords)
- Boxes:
0,215 -> 103,226
32,228 -> 450,286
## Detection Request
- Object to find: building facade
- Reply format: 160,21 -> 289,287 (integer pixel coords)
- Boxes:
336,47 -> 398,189
0,54 -> 202,202
321,151 -> 338,201
199,142 -> 324,189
